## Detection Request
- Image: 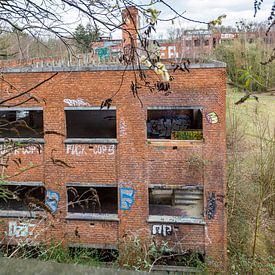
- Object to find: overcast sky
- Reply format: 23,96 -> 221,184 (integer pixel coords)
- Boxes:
144,0 -> 274,38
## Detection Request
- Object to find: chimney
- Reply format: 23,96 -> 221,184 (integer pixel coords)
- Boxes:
121,6 -> 139,50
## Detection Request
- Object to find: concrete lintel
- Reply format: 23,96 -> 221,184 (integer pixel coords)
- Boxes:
66,183 -> 117,188
64,106 -> 116,111
64,138 -> 118,144
0,138 -> 45,144
68,243 -> 117,250
66,213 -> 119,221
0,107 -> 43,111
148,215 -> 205,225
149,184 -> 203,190
0,210 -> 45,218
147,106 -> 203,110
2,181 -> 44,186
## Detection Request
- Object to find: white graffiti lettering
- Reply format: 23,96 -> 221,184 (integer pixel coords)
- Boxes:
152,224 -> 173,237
64,98 -> 90,107
66,144 -> 86,156
120,119 -> 127,136
0,144 -> 41,156
8,221 -> 35,238
93,145 -> 115,155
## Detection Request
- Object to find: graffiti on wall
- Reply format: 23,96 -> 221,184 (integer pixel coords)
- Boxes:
120,187 -> 135,210
66,144 -> 87,156
206,112 -> 219,124
64,98 -> 90,107
95,47 -> 111,61
152,224 -> 173,237
147,115 -> 191,138
0,144 -> 41,156
66,144 -> 116,156
207,192 -> 217,220
120,119 -> 127,136
93,145 -> 115,155
45,190 -> 60,213
8,221 -> 35,237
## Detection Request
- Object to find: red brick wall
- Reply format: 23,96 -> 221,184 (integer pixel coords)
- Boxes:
0,65 -> 227,267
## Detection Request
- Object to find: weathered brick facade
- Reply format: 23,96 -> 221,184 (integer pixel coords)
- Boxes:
0,62 -> 227,267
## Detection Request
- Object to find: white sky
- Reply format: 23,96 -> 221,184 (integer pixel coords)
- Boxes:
60,0 -> 274,39
145,0 -> 274,38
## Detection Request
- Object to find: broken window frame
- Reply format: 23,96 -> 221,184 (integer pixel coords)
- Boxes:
0,181 -> 45,218
66,183 -> 119,221
146,106 -> 203,142
64,107 -> 118,144
148,185 -> 205,224
0,107 -> 44,143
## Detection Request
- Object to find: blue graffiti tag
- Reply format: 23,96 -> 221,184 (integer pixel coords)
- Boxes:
120,187 -> 136,210
45,190 -> 60,213
207,192 -> 217,220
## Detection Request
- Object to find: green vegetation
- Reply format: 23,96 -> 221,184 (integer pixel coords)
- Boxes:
227,89 -> 275,274
73,23 -> 101,53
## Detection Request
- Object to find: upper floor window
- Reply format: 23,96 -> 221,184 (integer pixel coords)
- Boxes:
65,108 -> 116,139
0,108 -> 43,138
147,107 -> 203,140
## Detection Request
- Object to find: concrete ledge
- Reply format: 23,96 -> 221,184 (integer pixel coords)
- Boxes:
66,213 -> 119,221
0,61 -> 226,73
0,210 -> 45,218
148,215 -> 205,225
64,138 -> 118,144
0,138 -> 44,144
1,181 -> 44,186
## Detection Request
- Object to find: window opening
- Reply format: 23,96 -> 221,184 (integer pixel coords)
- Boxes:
0,110 -> 43,138
149,187 -> 203,219
0,185 -> 45,212
67,186 -> 117,214
147,109 -> 203,140
65,110 -> 116,139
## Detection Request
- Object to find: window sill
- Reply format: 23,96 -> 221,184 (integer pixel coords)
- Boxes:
147,215 -> 205,225
65,138 -> 118,144
0,210 -> 45,218
146,139 -> 204,147
0,138 -> 44,144
66,213 -> 119,221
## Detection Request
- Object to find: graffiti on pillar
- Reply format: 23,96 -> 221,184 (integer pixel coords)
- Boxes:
95,47 -> 110,61
119,187 -> 135,210
45,190 -> 60,213
206,112 -> 219,124
8,221 -> 35,237
147,115 -> 191,138
152,224 -> 173,237
207,192 -> 217,220
120,119 -> 127,136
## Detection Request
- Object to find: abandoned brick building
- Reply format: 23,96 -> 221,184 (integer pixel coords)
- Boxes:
0,7 -> 227,269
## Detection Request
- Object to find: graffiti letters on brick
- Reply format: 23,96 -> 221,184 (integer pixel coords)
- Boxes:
152,224 -> 173,237
120,119 -> 127,136
93,145 -> 115,155
147,115 -> 191,138
207,192 -> 217,220
120,187 -> 135,210
0,144 -> 41,156
8,221 -> 35,237
45,190 -> 60,213
66,144 -> 87,156
64,98 -> 90,107
206,112 -> 219,124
